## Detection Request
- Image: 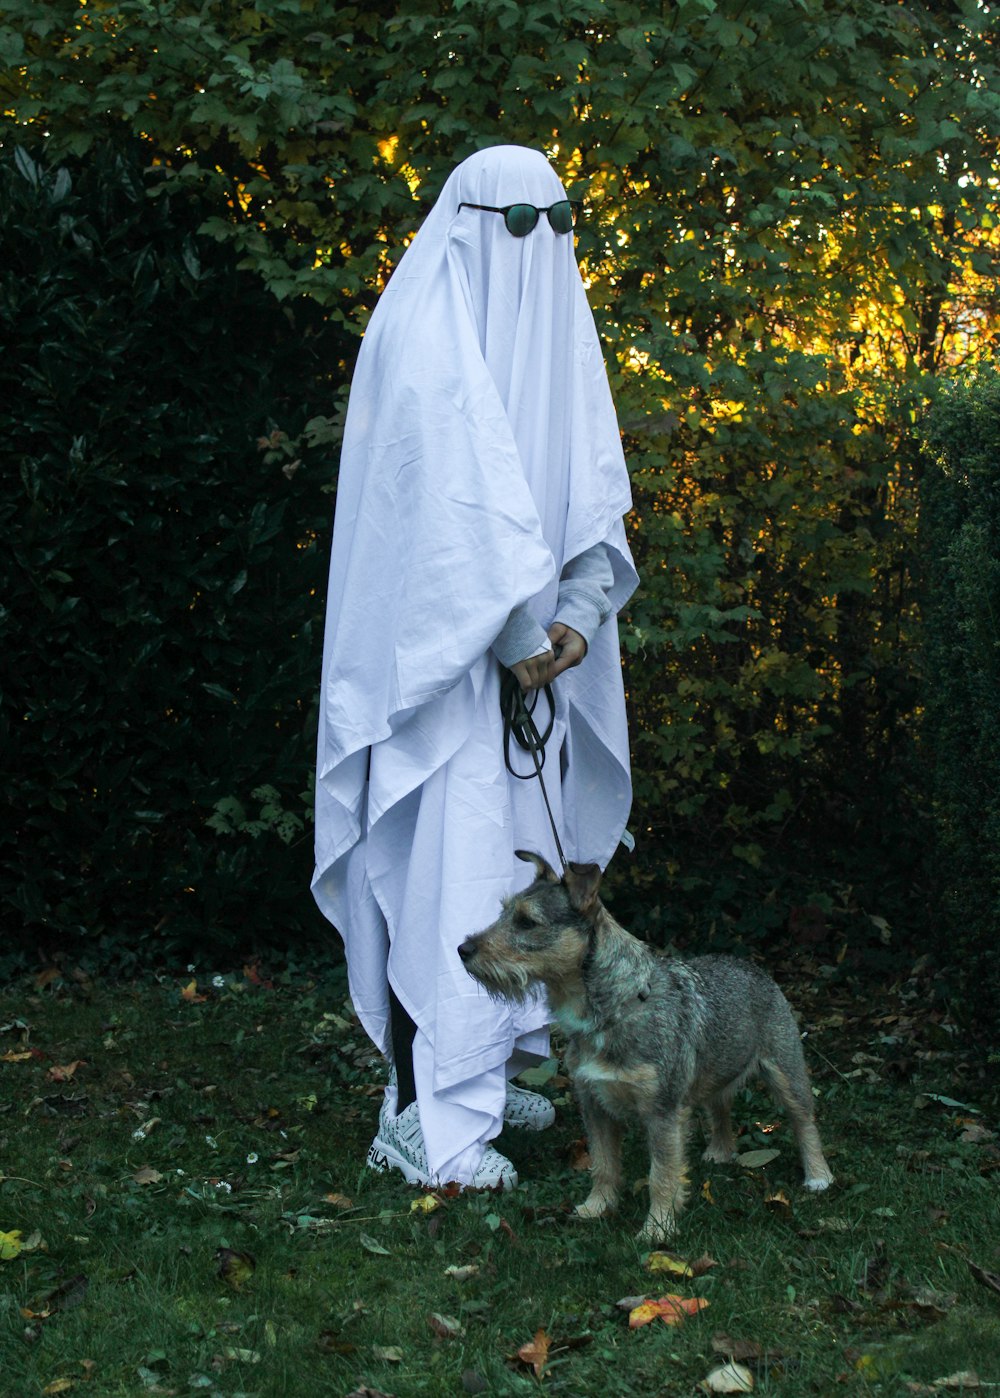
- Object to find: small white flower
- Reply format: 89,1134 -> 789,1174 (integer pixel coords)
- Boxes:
205,1135 -> 218,1149
187,964 -> 196,973
212,974 -> 225,989
246,1152 -> 258,1165
131,1128 -> 146,1142
176,1168 -> 185,1176
214,1180 -> 232,1193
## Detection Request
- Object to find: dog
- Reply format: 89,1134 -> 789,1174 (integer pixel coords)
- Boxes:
457,852 -> 834,1241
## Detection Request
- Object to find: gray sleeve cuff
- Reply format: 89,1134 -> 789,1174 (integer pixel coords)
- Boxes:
554,542 -> 614,652
491,604 -> 551,669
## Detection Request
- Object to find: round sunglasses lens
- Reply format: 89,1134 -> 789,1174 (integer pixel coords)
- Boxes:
505,204 -> 538,237
547,201 -> 576,234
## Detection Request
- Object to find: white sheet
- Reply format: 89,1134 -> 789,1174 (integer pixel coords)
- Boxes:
313,145 -> 638,1181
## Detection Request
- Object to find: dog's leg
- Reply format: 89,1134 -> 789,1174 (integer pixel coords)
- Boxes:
759,1055 -> 834,1191
701,1088 -> 737,1163
575,1088 -> 622,1221
640,1108 -> 689,1242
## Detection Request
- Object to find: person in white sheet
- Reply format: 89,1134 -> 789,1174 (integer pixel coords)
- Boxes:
312,144 -> 638,1188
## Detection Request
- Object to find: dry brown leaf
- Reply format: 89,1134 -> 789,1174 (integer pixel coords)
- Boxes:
42,1381 -> 74,1395
690,1253 -> 719,1277
372,1346 -> 404,1363
324,1192 -> 354,1209
444,1264 -> 480,1282
516,1327 -> 551,1377
427,1312 -> 464,1340
567,1138 -> 591,1170
0,1050 -> 32,1063
712,1335 -> 764,1363
47,1061 -> 85,1083
969,1262 -> 1000,1299
180,980 -> 207,1003
132,1167 -> 163,1186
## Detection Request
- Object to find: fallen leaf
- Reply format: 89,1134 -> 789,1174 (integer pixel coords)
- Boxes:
0,1229 -> 24,1260
410,1195 -> 440,1214
461,1371 -> 488,1395
646,1252 -> 694,1278
344,1387 -> 394,1398
700,1360 -> 755,1393
712,1335 -> 764,1363
444,1264 -> 480,1282
324,1192 -> 354,1209
35,967 -> 62,990
428,1312 -> 465,1340
516,1327 -> 551,1377
764,1190 -> 792,1213
568,1138 -> 591,1170
47,1061 -> 85,1083
359,1233 -> 391,1256
215,1248 -> 255,1290
42,1381 -> 75,1395
616,1294 -> 649,1311
629,1295 -> 710,1329
0,1050 -> 32,1063
221,1347 -> 260,1363
905,1374 -> 982,1393
132,1167 -> 163,1186
737,1149 -> 780,1170
702,1179 -> 715,1204
691,1254 -> 719,1277
44,1274 -> 89,1312
372,1346 -> 404,1363
969,1262 -> 1000,1299
180,980 -> 207,1004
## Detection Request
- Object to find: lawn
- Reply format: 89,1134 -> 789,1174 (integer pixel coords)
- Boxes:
1,949 -> 998,1397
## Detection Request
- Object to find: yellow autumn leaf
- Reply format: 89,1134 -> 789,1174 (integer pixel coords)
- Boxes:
0,1050 -> 32,1062
43,1381 -> 75,1395
646,1251 -> 694,1278
0,1229 -> 24,1260
410,1195 -> 440,1214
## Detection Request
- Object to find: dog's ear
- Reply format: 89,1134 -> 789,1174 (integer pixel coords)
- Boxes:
564,861 -> 603,916
515,850 -> 561,883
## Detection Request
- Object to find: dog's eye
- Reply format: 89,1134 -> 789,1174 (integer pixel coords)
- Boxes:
514,910 -> 536,932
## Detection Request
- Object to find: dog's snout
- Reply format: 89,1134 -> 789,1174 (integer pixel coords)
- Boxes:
457,939 -> 474,963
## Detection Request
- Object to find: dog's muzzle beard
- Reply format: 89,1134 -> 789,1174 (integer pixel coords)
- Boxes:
457,938 -> 536,1004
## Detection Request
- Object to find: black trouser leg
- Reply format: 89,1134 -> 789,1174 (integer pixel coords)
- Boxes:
388,985 -> 417,1114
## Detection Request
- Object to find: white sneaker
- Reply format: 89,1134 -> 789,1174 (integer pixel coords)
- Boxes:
367,1099 -> 517,1191
504,1083 -> 556,1132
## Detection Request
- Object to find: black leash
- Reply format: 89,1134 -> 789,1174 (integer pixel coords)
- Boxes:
499,666 -> 569,875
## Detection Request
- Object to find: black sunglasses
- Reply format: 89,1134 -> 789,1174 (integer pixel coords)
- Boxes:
457,199 -> 582,237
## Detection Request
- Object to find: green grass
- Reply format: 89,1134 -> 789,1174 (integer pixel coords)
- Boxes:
1,957 -> 998,1397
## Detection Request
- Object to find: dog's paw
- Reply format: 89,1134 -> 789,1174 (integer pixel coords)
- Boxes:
804,1174 -> 833,1192
575,1195 -> 616,1221
701,1144 -> 735,1164
636,1213 -> 675,1244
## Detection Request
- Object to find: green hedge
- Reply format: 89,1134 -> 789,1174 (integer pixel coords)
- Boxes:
2,142 -> 346,966
920,371 -> 1000,1026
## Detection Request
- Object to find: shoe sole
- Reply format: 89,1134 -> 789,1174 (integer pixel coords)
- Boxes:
367,1136 -> 518,1191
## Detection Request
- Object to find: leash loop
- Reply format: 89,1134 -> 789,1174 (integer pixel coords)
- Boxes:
499,666 -> 569,874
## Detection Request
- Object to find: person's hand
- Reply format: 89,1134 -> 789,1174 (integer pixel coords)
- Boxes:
510,649 -> 556,692
548,623 -> 587,678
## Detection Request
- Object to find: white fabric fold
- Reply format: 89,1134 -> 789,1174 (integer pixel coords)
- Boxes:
313,144 -> 638,1182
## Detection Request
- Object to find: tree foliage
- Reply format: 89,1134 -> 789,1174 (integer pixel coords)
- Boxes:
920,371 -> 1000,1026
2,0 -> 999,955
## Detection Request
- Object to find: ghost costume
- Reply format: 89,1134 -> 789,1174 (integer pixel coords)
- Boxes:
312,144 -> 638,1183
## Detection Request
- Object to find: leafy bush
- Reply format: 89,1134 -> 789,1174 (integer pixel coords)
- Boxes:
1,142 -> 347,963
920,371 -> 1000,1027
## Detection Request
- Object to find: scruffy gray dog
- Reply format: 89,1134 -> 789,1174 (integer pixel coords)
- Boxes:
458,852 -> 833,1242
